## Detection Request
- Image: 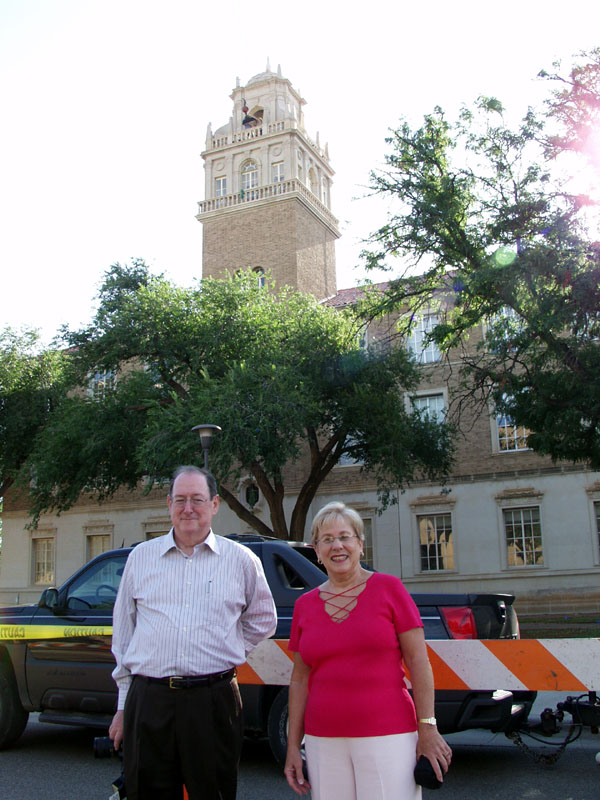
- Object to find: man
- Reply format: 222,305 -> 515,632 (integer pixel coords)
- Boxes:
109,465 -> 277,800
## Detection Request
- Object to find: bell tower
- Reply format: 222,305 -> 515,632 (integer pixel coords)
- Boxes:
197,63 -> 340,298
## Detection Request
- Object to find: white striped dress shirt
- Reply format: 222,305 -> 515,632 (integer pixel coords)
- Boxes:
111,529 -> 277,708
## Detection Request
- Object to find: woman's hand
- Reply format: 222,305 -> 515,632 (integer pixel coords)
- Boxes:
397,627 -> 452,783
285,653 -> 312,795
284,745 -> 311,795
416,723 -> 452,783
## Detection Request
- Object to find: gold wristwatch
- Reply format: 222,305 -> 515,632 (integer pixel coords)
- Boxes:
418,717 -> 437,725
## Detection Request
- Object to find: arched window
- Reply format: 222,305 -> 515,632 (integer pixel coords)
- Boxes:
309,168 -> 318,196
245,483 -> 259,508
241,160 -> 259,200
253,266 -> 266,288
242,106 -> 263,129
238,477 -> 262,511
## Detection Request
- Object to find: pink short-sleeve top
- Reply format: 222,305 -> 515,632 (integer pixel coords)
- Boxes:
288,572 -> 423,737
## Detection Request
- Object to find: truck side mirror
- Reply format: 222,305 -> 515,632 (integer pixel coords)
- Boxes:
40,587 -> 59,609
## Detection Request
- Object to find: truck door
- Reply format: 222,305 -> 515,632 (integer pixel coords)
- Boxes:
25,552 -> 127,716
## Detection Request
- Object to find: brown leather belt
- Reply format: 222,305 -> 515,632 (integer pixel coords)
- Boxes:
138,668 -> 235,689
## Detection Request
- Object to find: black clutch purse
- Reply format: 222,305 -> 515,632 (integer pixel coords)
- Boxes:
414,755 -> 443,790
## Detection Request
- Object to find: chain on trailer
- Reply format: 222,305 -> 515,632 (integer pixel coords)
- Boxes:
506,691 -> 599,766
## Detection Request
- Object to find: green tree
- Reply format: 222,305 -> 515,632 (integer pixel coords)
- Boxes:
540,48 -> 600,168
361,49 -> 600,468
22,264 -> 453,539
0,327 -> 68,497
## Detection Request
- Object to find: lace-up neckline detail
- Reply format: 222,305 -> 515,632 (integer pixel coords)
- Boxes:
319,577 -> 371,623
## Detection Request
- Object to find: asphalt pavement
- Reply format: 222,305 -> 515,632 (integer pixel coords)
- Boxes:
0,693 -> 598,800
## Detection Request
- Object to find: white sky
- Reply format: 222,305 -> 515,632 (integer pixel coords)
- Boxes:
1,0 -> 598,346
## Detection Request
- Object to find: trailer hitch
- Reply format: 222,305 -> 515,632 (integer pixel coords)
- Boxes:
557,691 -> 600,733
505,692 -> 599,765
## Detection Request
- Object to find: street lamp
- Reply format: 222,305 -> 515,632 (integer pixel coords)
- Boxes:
191,424 -> 222,470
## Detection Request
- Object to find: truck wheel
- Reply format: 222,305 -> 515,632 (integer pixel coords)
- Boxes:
267,687 -> 290,766
266,687 -> 307,776
0,664 -> 29,749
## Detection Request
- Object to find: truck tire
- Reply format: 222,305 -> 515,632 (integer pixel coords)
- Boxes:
266,687 -> 289,766
266,687 -> 308,777
0,663 -> 29,749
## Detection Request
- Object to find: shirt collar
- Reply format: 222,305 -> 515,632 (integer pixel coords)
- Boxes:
160,528 -> 219,557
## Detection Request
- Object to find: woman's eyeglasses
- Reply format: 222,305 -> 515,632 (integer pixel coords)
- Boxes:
317,533 -> 358,546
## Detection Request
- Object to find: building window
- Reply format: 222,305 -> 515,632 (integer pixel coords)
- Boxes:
143,516 -> 171,540
362,518 -> 374,568
338,435 -> 364,466
487,306 -> 523,351
413,393 -> 445,423
490,305 -> 521,326
297,150 -> 304,183
215,176 -> 227,206
215,176 -> 227,197
407,315 -> 440,364
245,483 -> 259,508
241,161 -> 259,199
418,513 -> 454,571
272,162 -> 284,183
594,501 -> 600,559
242,106 -> 263,129
87,534 -> 111,561
91,370 -> 116,401
503,506 -> 543,566
496,407 -> 529,451
33,537 -> 55,585
309,168 -> 318,196
253,266 -> 266,288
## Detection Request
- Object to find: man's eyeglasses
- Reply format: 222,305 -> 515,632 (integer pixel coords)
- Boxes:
172,496 -> 211,508
317,533 -> 358,546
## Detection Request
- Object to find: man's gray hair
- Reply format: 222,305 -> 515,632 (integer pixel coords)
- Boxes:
169,465 -> 218,499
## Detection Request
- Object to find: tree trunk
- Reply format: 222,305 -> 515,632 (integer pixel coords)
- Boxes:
218,485 -> 276,537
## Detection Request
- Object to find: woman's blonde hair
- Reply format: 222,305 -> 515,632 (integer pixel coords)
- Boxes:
310,501 -> 364,546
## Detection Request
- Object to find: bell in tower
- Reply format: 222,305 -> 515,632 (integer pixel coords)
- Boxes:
196,63 -> 340,299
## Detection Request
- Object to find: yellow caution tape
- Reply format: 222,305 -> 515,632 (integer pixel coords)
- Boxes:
0,624 -> 113,641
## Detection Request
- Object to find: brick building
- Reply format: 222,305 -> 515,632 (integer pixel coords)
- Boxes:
2,65 -> 599,614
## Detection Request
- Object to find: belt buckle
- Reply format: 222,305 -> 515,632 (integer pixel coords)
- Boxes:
169,676 -> 183,689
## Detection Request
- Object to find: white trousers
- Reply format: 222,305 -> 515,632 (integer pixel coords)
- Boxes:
304,731 -> 422,800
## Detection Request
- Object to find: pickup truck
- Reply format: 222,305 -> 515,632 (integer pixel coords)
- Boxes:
0,535 -> 536,764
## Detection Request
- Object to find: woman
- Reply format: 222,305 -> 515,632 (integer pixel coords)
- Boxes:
284,502 -> 452,799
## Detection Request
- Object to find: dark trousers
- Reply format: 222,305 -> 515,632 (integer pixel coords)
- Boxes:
123,674 -> 243,800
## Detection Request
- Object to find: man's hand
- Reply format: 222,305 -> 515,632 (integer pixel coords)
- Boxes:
109,710 -> 124,751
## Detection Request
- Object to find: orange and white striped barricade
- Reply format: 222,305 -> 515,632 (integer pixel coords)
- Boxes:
241,637 -> 600,691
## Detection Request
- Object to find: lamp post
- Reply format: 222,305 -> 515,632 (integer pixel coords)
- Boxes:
191,424 -> 222,470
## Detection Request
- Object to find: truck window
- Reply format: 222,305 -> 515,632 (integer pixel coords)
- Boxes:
274,554 -> 312,590
64,555 -> 128,611
290,545 -> 327,574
